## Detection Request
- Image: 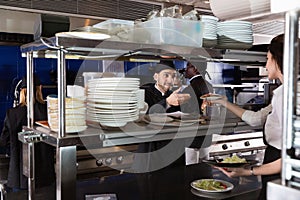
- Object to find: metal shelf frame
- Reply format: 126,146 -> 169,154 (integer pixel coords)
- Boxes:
19,36 -> 267,200
268,8 -> 300,200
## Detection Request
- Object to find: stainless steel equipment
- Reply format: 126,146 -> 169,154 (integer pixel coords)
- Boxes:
267,8 -> 300,200
76,145 -> 137,179
19,35 -> 266,200
209,131 -> 266,157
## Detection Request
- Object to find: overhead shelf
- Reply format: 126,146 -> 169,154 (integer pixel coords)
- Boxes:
20,35 -> 266,65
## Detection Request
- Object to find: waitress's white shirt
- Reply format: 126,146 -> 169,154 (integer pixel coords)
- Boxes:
264,85 -> 283,150
242,104 -> 272,127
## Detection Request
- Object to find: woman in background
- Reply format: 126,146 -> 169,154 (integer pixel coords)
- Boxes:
0,75 -> 55,191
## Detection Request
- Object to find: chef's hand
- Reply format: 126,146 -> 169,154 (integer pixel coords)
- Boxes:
214,166 -> 252,178
167,87 -> 191,106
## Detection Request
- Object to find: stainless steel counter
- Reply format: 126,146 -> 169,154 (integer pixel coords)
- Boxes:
19,35 -> 265,200
20,120 -> 259,148
18,119 -> 262,200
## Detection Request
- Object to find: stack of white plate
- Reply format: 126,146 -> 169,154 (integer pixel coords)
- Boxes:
210,0 -> 270,20
86,77 -> 140,127
47,95 -> 87,133
200,15 -> 218,48
217,20 -> 253,50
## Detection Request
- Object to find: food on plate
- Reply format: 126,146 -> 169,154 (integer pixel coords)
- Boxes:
221,155 -> 247,163
193,179 -> 227,191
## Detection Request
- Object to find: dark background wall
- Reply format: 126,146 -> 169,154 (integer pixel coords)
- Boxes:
0,46 -> 86,134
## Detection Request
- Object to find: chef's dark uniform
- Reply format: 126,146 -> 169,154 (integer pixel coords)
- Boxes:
133,83 -> 185,172
143,83 -> 179,114
181,74 -> 213,114
0,102 -> 55,190
181,75 -> 213,149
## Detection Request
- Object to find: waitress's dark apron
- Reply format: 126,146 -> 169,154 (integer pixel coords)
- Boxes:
259,130 -> 281,200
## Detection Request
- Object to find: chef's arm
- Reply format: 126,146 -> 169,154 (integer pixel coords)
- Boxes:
166,88 -> 191,106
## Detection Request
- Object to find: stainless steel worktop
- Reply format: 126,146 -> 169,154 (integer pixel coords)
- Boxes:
20,119 -> 262,148
19,35 -> 266,200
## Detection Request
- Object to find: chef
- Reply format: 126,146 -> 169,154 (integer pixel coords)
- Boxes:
142,60 -> 191,114
180,60 -> 214,165
133,60 -> 191,172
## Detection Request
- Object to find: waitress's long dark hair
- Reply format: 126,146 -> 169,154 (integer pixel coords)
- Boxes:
268,34 -> 284,74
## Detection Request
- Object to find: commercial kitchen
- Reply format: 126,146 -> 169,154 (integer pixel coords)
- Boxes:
0,0 -> 299,200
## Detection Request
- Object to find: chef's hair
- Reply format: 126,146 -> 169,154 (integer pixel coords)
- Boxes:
19,86 -> 45,106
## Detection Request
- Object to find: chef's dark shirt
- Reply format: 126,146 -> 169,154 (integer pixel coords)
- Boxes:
181,75 -> 213,114
0,102 -> 55,189
141,83 -> 179,114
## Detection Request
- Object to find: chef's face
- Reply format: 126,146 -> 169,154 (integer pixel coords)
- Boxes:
184,62 -> 197,79
265,51 -> 281,80
154,69 -> 177,92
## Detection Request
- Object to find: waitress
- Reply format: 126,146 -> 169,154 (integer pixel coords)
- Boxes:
212,34 -> 285,200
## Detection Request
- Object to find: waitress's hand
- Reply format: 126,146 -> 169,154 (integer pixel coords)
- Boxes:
214,166 -> 252,178
167,88 -> 191,106
209,94 -> 228,106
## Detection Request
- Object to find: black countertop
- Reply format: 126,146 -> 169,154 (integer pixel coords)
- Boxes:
76,163 -> 261,200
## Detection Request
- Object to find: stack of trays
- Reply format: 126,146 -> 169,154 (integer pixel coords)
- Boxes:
200,15 -> 218,48
217,20 -> 253,50
47,95 -> 87,133
86,77 -> 140,127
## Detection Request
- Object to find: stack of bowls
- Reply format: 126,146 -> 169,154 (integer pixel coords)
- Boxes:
47,95 -> 87,133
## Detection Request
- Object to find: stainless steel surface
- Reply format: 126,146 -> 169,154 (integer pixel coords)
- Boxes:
28,143 -> 35,200
76,146 -> 137,177
56,146 -> 76,200
22,121 -> 262,148
57,49 -> 66,138
20,36 -> 267,64
210,131 -> 266,156
276,8 -> 300,200
267,179 -> 300,200
26,52 -> 34,129
20,35 -> 265,200
282,9 -> 300,187
26,51 -> 35,200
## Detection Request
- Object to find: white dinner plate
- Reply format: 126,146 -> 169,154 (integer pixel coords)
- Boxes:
191,179 -> 234,193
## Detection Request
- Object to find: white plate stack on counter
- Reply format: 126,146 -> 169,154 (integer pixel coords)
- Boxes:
217,20 -> 253,50
86,77 -> 140,127
200,15 -> 219,48
47,95 -> 87,133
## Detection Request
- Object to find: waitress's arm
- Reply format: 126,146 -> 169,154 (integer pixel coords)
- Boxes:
252,158 -> 282,176
212,96 -> 246,118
